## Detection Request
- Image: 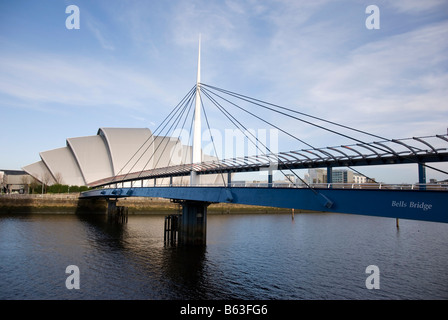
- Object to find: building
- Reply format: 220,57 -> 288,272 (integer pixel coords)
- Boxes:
331,170 -> 356,184
23,127 -> 220,187
0,169 -> 31,194
430,178 -> 448,186
304,168 -> 370,185
305,168 -> 327,184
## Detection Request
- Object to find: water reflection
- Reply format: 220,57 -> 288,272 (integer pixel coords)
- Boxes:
1,212 -> 448,299
73,213 -> 210,299
161,246 -> 209,299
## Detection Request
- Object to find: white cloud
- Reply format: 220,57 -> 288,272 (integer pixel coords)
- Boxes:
308,21 -> 448,121
0,53 -> 173,112
2,0 -> 447,182
389,0 -> 447,13
227,10 -> 448,139
169,0 -> 249,50
86,19 -> 115,51
225,0 -> 246,15
192,1 -> 448,149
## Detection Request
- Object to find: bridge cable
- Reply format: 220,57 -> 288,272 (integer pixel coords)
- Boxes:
347,166 -> 378,184
201,86 -> 356,188
201,86 -> 317,187
179,93 -> 196,186
115,85 -> 196,184
201,86 -> 315,149
201,83 -> 397,156
201,88 -> 318,193
203,84 -> 448,178
136,86 -> 197,181
125,86 -> 195,183
201,85 -> 415,188
109,85 -> 196,184
201,84 -> 446,180
106,82 -> 448,188
199,89 -> 228,187
142,90 -> 194,184
153,85 -> 197,185
420,163 -> 448,176
202,84 -> 388,142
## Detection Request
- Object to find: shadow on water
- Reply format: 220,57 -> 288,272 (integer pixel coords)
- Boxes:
75,198 -> 107,215
74,198 -> 130,251
75,198 -> 129,240
161,246 -> 209,299
73,198 -> 210,299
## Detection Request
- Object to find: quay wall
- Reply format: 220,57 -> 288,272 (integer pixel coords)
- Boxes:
0,194 -> 305,215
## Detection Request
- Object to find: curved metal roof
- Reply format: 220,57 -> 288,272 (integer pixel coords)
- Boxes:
23,127 -> 220,187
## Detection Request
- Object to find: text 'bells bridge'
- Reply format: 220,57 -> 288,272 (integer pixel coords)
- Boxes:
80,81 -> 448,241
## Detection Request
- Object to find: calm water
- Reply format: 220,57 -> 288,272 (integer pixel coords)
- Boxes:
0,212 -> 447,300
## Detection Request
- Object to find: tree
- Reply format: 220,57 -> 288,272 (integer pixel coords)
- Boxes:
54,172 -> 64,185
41,172 -> 52,193
29,177 -> 41,194
20,175 -> 31,194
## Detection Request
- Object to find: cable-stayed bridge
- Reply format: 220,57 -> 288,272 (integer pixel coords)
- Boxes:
80,44 -> 448,245
80,82 -> 448,244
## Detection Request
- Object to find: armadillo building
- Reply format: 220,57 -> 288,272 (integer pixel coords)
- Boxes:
23,127 -> 218,187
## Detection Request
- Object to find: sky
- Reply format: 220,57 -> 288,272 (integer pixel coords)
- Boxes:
0,0 -> 447,183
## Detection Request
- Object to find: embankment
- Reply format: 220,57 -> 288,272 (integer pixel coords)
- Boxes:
0,194 -> 105,214
0,194 -> 308,215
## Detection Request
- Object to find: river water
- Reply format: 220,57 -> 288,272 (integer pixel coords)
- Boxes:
0,212 -> 447,300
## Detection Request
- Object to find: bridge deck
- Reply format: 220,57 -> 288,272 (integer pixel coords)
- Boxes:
80,186 -> 448,224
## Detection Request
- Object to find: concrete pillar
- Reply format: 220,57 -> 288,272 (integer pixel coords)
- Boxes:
179,200 -> 209,246
106,198 -> 118,222
107,199 -> 118,215
106,199 -> 128,223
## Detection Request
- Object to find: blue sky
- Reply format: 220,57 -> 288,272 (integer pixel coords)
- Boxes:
1,0 -> 447,183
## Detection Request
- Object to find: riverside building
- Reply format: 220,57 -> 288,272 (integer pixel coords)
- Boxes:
23,127 -> 219,187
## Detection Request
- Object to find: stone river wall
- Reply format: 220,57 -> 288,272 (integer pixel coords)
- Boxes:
0,194 -> 303,215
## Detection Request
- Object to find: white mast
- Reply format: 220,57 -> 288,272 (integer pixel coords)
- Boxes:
191,35 -> 202,185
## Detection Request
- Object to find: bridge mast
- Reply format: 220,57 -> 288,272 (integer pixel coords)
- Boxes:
191,35 -> 202,186
179,35 -> 209,246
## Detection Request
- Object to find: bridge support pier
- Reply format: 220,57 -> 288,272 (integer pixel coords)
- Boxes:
107,198 -> 118,215
177,200 -> 209,246
106,198 -> 128,223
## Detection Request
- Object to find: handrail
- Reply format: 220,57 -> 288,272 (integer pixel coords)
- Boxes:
87,134 -> 448,188
91,182 -> 448,191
